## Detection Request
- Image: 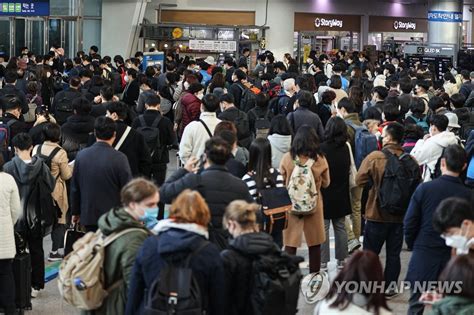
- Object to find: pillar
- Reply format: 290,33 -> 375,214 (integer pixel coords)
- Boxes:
428,0 -> 463,47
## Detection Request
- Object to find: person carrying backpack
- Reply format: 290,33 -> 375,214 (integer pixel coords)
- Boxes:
3,133 -> 55,298
125,190 -> 225,315
405,97 -> 429,134
218,93 -> 252,148
356,123 -> 421,298
132,93 -> 175,219
248,93 -> 274,138
280,126 -> 329,275
0,97 -> 28,162
59,178 -> 156,315
221,200 -> 302,315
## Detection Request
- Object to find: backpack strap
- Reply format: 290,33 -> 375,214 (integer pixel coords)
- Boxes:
6,119 -> 16,128
138,115 -> 147,128
40,145 -> 62,167
102,227 -> 149,247
199,119 -> 213,138
114,126 -> 132,151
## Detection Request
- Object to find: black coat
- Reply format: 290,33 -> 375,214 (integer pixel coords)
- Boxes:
51,88 -> 83,124
70,142 -> 132,226
29,121 -> 48,146
61,114 -> 95,160
113,121 -> 152,177
220,233 -> 277,315
131,110 -> 176,165
160,165 -> 253,228
320,141 -> 352,219
0,113 -> 27,142
122,80 -> 140,107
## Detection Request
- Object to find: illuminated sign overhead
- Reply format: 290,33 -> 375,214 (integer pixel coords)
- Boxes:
314,18 -> 343,28
0,1 -> 50,16
428,11 -> 463,22
393,20 -> 417,30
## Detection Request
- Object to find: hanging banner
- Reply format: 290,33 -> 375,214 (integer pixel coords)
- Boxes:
188,40 -> 237,52
427,11 -> 463,22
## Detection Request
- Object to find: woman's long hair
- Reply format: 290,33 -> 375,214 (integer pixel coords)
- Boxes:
291,125 -> 321,161
248,138 -> 275,189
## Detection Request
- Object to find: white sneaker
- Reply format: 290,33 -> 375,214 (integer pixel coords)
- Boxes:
348,239 -> 361,254
31,288 -> 40,298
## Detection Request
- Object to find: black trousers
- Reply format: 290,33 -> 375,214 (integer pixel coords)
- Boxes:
18,230 -> 44,290
151,163 -> 167,220
0,259 -> 16,314
51,223 -> 66,252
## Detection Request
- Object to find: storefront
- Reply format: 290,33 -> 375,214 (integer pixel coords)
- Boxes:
140,10 -> 267,68
294,13 -> 360,64
368,16 -> 428,55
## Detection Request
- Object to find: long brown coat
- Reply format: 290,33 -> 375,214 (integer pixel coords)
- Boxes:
33,141 -> 73,224
279,152 -> 330,247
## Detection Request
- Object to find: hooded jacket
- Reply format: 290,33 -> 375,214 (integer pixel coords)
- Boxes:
220,232 -> 278,315
411,131 -> 459,182
81,207 -> 149,315
268,134 -> 292,170
125,220 -> 225,315
3,156 -> 55,232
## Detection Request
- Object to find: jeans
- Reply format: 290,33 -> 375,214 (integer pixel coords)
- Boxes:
0,259 -> 15,314
363,221 -> 403,288
345,185 -> 362,240
51,223 -> 66,252
408,291 -> 424,315
321,217 -> 348,263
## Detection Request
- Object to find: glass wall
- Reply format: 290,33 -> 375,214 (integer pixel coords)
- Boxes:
0,19 -> 10,54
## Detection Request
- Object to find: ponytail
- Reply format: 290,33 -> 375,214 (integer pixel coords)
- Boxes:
223,200 -> 259,230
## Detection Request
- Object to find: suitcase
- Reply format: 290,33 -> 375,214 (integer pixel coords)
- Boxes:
13,252 -> 32,312
63,224 -> 85,256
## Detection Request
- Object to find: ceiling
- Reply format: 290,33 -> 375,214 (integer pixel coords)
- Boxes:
379,0 -> 474,4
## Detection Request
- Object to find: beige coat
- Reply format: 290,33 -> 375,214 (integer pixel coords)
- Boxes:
0,172 -> 21,259
33,141 -> 73,224
280,153 -> 330,247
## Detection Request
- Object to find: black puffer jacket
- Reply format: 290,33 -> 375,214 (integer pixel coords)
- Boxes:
61,114 -> 95,160
220,233 -> 277,315
160,165 -> 253,228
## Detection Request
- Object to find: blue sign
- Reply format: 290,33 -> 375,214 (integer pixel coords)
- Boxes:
428,11 -> 463,22
142,52 -> 165,72
0,1 -> 50,16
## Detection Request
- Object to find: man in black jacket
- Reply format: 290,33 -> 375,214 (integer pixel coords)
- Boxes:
0,71 -> 28,114
52,76 -> 83,124
106,101 -> 151,177
71,117 -> 132,232
286,90 -> 325,140
0,97 -> 28,148
218,93 -> 252,148
228,69 -> 247,109
160,137 -> 253,233
122,68 -> 140,108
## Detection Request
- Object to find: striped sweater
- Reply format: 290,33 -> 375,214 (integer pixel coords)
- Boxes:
242,168 -> 285,200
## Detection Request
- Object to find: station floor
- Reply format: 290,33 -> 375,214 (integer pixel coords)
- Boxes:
27,151 -> 414,315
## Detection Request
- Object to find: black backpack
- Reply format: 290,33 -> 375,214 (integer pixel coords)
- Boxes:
144,242 -> 210,315
430,148 -> 446,180
378,149 -> 421,216
238,85 -> 258,113
55,92 -> 77,124
0,119 -> 15,162
234,111 -> 251,146
253,109 -> 272,139
245,250 -> 303,315
136,115 -> 162,159
36,145 -> 62,176
24,159 -> 56,236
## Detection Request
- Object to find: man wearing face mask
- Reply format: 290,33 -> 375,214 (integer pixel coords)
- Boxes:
122,68 -> 140,108
0,71 -> 28,115
71,117 -> 132,232
0,97 -> 27,161
404,144 -> 471,315
412,115 -> 459,182
218,93 -> 251,148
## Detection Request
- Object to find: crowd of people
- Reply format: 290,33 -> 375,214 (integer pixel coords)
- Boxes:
0,44 -> 473,315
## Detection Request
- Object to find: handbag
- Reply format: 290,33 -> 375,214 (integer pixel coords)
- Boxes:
63,223 -> 85,257
347,142 -> 357,189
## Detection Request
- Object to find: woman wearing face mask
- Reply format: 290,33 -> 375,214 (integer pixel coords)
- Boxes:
40,65 -> 54,108
126,189 -> 225,315
84,178 -> 156,315
220,200 -> 281,315
179,82 -> 204,137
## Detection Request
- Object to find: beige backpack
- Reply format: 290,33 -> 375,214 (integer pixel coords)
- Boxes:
58,228 -> 148,310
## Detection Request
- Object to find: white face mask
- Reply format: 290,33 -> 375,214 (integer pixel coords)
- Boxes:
442,233 -> 474,255
48,61 -> 54,66
183,82 -> 190,90
46,72 -> 51,78
196,92 -> 204,100
124,75 -> 129,83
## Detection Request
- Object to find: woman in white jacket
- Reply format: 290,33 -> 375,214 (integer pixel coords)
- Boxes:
267,115 -> 292,170
443,72 -> 459,97
0,155 -> 22,314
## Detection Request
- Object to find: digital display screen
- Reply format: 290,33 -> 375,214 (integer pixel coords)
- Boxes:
0,1 -> 50,16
